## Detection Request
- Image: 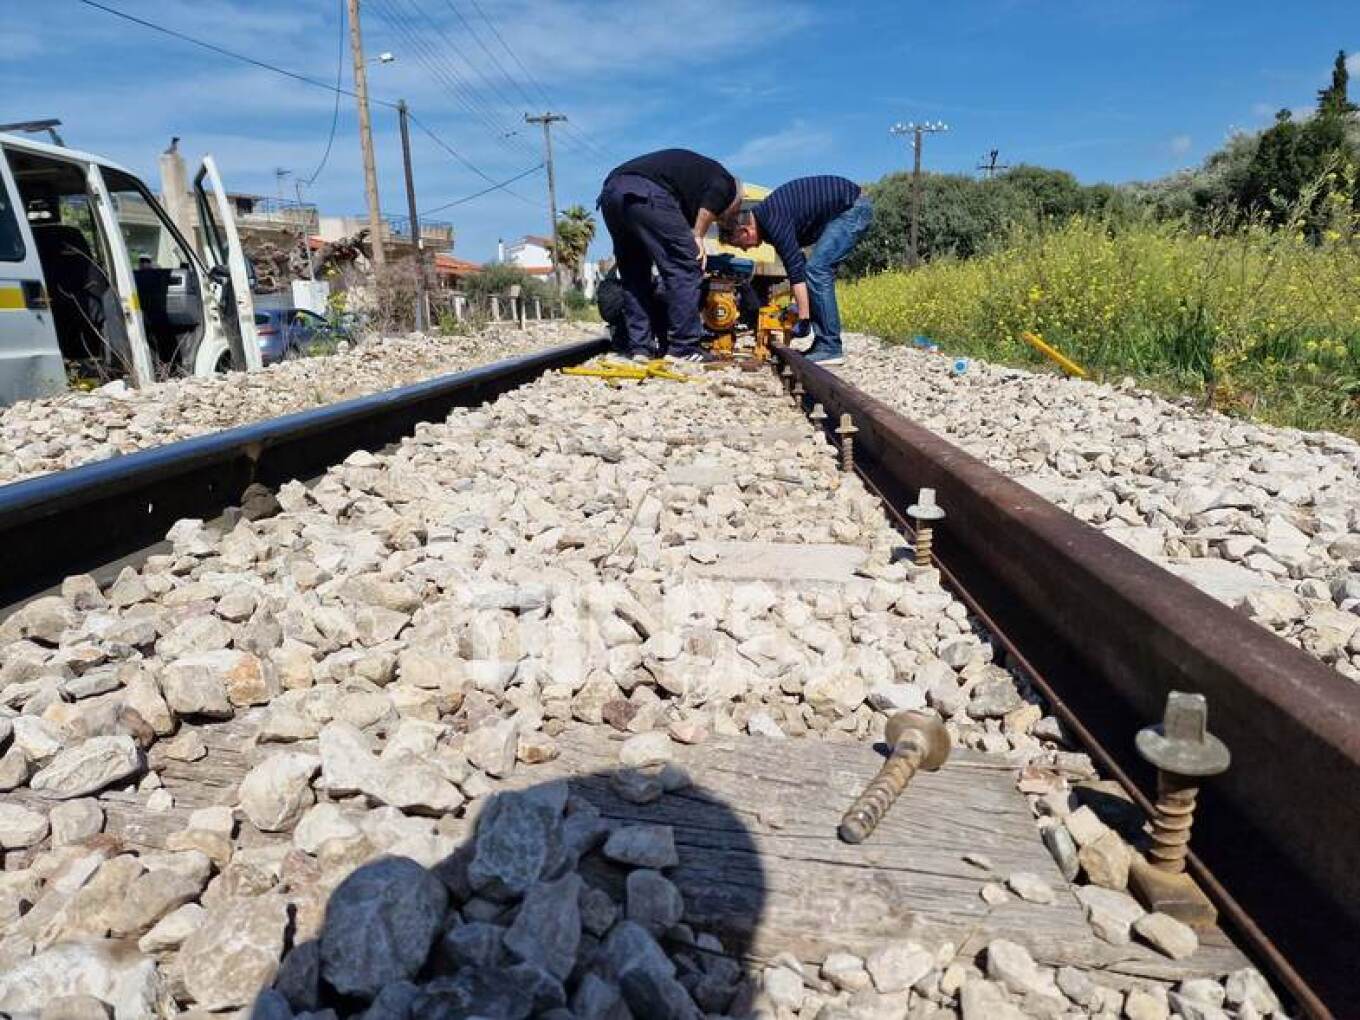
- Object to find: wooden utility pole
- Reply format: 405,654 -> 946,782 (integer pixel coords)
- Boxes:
348,0 -> 385,271
526,112 -> 567,296
397,100 -> 428,331
890,120 -> 949,268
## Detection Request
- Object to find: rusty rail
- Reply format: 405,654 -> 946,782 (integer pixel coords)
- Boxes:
777,346 -> 1360,1018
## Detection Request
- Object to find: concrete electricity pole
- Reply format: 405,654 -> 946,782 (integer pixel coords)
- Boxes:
347,0 -> 386,271
890,120 -> 949,268
526,112 -> 567,296
397,100 -> 428,331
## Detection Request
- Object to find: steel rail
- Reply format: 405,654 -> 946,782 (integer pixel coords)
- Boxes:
777,346 -> 1360,1018
0,337 -> 607,608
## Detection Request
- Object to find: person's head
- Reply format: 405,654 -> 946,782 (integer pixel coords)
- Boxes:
719,209 -> 761,250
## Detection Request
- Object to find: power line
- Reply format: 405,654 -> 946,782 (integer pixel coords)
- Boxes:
73,0 -> 397,109
370,0 -> 536,161
407,112 -> 540,207
303,0 -> 347,186
420,162 -> 543,217
467,0 -> 554,107
463,0 -> 617,163
75,0 -> 542,211
444,0 -> 539,109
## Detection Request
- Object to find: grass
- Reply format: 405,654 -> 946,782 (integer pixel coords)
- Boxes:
838,186 -> 1360,438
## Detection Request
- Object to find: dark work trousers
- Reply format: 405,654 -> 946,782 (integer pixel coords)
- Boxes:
597,174 -> 703,356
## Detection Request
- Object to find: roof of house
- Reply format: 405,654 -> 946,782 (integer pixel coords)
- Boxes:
434,253 -> 482,276
520,234 -> 555,249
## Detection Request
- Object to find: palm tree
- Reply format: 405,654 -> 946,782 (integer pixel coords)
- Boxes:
554,205 -> 597,287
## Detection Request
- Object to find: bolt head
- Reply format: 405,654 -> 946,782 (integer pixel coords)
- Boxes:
885,711 -> 951,771
1136,691 -> 1230,777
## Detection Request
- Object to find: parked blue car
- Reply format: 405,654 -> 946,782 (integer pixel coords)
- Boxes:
253,308 -> 352,365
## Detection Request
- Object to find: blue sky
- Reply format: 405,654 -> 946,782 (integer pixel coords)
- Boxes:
2,1 -> 1355,262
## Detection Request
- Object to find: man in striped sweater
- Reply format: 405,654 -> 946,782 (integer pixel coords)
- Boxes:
720,175 -> 872,365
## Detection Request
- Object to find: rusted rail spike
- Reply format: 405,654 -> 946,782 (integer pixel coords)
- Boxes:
839,711 -> 950,844
907,487 -> 946,566
835,413 -> 859,473
1131,691 -> 1231,928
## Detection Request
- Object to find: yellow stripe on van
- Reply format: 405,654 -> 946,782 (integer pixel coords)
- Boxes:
0,285 -> 27,310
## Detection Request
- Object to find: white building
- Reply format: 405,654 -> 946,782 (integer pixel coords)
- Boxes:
501,234 -> 554,270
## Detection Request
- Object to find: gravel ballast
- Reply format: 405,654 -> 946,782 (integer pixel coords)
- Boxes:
837,333 -> 1360,685
0,322 -> 597,488
0,347 -> 1289,1017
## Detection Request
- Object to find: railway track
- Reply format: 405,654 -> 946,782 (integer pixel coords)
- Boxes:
0,336 -> 1353,1018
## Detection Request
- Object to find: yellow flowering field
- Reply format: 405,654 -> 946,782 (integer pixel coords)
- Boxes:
839,208 -> 1360,435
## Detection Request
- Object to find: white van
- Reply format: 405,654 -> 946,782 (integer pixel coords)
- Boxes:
0,131 -> 261,406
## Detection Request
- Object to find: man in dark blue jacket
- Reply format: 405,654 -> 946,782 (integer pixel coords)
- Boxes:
598,149 -> 741,364
720,175 -> 872,365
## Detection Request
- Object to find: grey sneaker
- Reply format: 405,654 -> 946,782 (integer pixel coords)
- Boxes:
806,347 -> 845,366
664,349 -> 718,365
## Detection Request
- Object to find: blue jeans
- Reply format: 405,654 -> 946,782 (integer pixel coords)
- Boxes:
805,196 -> 873,353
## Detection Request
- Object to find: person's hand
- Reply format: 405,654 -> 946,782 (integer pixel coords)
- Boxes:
695,236 -> 707,271
792,318 -> 812,339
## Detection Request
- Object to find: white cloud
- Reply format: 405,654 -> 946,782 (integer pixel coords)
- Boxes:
725,122 -> 835,172
1168,134 -> 1192,156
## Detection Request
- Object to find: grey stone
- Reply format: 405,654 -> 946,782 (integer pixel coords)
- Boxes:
0,940 -> 168,1020
864,940 -> 935,994
178,894 -> 289,1011
1075,885 -> 1145,945
161,651 -> 238,718
320,856 -> 449,998
108,868 -> 202,937
619,967 -> 703,1020
619,730 -> 674,766
1134,911 -> 1199,959
468,790 -> 561,900
436,922 -> 505,971
238,751 -> 320,832
465,717 -> 519,778
603,823 -> 679,869
966,676 -> 1023,719
597,920 -> 675,984
31,736 -> 141,799
627,869 -> 684,932
579,884 -> 618,937
0,802 -> 49,848
137,902 -> 205,953
1005,871 -> 1054,904
410,968 -> 534,1020
503,872 -> 582,980
984,939 -> 1059,998
360,981 -> 419,1020
1040,824 -> 1079,881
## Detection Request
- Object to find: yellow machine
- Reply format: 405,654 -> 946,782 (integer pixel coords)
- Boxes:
700,250 -> 798,364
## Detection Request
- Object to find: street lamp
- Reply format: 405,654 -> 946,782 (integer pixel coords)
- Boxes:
889,120 -> 950,267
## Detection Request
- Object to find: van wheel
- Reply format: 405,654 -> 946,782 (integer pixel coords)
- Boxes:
186,335 -> 233,376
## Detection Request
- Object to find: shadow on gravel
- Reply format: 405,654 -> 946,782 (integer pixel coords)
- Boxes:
248,771 -> 767,1019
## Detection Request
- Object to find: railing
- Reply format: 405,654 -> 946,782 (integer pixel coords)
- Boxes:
234,198 -> 319,232
384,215 -> 454,247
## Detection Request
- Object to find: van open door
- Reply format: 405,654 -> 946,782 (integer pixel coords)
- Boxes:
193,156 -> 260,372
0,146 -> 65,404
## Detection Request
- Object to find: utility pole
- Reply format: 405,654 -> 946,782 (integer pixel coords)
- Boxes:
526,112 -> 567,296
347,0 -> 386,271
890,120 -> 949,268
977,149 -> 1009,179
397,100 -> 428,331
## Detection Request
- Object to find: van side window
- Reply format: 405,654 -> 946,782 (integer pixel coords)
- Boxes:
0,182 -> 23,261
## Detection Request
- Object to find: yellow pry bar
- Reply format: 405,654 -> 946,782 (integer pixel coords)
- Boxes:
561,358 -> 691,382
1019,331 -> 1088,379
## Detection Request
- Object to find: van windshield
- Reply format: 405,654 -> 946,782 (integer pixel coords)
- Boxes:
0,182 -> 23,261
